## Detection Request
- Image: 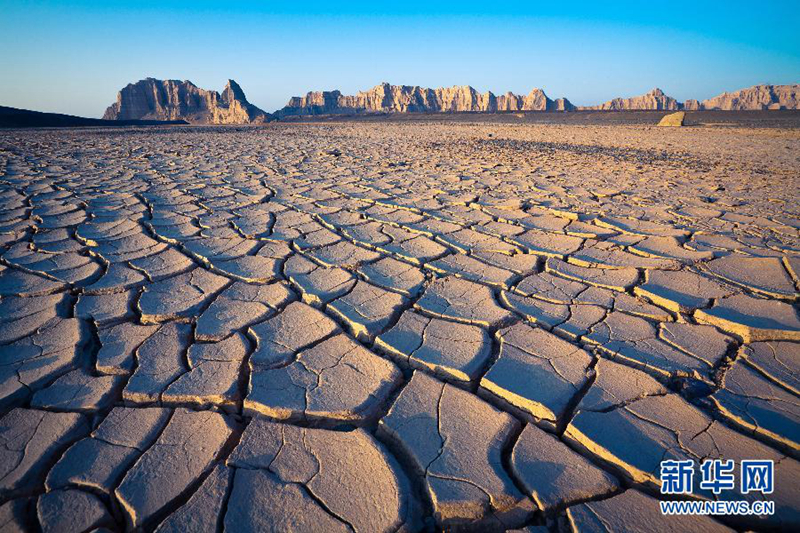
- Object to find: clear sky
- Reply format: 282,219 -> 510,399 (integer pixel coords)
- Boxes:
1,1 -> 798,117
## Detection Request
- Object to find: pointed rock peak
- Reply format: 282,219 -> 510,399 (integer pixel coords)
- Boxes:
649,88 -> 666,96
104,78 -> 270,124
223,79 -> 247,102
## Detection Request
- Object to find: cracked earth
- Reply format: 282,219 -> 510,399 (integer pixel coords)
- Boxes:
0,121 -> 798,532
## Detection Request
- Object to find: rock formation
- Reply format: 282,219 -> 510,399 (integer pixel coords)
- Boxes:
103,80 -> 800,122
276,83 -> 574,116
683,99 -> 701,111
580,85 -> 799,111
496,89 -> 574,111
657,111 -> 685,127
580,88 -> 681,111
700,84 -> 799,110
103,78 -> 270,124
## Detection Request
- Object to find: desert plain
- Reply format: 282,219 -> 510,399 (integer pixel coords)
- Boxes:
0,116 -> 799,532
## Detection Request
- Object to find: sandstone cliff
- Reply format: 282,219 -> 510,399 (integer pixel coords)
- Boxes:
700,84 -> 799,110
495,89 -> 574,111
277,83 -> 574,116
579,85 -> 799,111
103,78 -> 270,124
683,99 -> 701,111
277,82 -> 800,117
579,88 -> 681,111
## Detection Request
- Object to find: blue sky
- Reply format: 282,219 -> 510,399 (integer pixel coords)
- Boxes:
1,1 -> 798,117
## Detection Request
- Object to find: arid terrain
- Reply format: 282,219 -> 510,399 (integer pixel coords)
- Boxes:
0,119 -> 798,532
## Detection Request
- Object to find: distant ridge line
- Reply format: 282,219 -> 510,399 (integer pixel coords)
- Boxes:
276,83 -> 800,117
0,105 -> 188,129
10,80 -> 796,127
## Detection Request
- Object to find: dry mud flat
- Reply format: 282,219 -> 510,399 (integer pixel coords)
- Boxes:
0,121 -> 798,532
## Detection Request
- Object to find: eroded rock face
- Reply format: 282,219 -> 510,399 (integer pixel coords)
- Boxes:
701,84 -> 800,110
580,88 -> 681,111
683,98 -> 702,110
103,78 -> 271,123
573,85 -> 799,111
496,89 -> 575,111
277,82 -> 574,116
278,82 -> 799,117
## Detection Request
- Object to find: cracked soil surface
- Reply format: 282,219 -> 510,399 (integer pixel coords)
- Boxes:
0,120 -> 798,532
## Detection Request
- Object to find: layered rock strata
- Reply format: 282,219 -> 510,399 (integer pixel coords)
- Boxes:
277,82 -> 575,116
103,78 -> 270,124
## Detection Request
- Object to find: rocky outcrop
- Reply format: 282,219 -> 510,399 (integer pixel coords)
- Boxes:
496,89 -> 575,111
277,83 -> 574,116
657,111 -> 685,127
700,84 -> 800,110
580,88 -> 681,111
580,85 -> 799,111
683,99 -> 701,111
103,78 -> 270,124
277,82 -> 800,117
